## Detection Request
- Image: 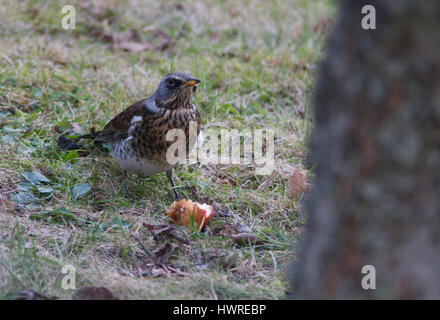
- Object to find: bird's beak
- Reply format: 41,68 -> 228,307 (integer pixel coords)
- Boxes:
183,78 -> 201,87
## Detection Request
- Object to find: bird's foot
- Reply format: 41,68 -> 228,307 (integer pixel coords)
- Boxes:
124,191 -> 135,203
122,170 -> 134,201
173,191 -> 184,202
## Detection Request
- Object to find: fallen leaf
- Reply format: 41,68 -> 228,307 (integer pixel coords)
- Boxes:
212,223 -> 264,246
218,178 -> 236,186
313,17 -> 333,32
53,60 -> 67,66
117,41 -> 154,52
96,217 -> 130,232
0,199 -> 17,213
152,243 -> 179,265
212,223 -> 251,235
288,168 -> 309,198
228,233 -> 265,246
132,236 -> 185,278
142,26 -> 173,51
151,267 -> 163,277
73,286 -> 119,300
231,264 -> 257,278
143,223 -> 190,245
16,290 -> 57,300
70,122 -> 82,134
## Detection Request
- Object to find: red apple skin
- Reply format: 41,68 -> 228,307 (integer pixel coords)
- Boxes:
167,199 -> 214,231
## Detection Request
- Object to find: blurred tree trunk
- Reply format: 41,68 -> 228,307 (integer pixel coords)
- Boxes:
292,0 -> 440,299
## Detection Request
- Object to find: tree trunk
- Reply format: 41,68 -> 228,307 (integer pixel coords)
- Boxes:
292,0 -> 440,299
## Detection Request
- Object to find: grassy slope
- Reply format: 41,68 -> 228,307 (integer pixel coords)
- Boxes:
0,0 -> 334,299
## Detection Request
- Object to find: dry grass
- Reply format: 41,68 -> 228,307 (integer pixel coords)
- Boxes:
0,0 -> 335,299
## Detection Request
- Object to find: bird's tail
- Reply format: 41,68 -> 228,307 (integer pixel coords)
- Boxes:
78,132 -> 101,140
57,131 -> 102,151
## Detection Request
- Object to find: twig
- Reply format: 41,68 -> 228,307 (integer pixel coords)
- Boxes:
130,234 -> 153,258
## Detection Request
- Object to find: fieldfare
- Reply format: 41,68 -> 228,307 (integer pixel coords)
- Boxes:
87,72 -> 202,199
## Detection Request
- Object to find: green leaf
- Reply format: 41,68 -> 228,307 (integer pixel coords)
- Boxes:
55,207 -> 74,219
17,182 -> 33,191
71,183 -> 91,200
94,217 -> 130,233
25,203 -> 41,210
3,78 -> 16,87
0,135 -> 15,144
0,110 -> 11,119
31,87 -> 43,97
62,150 -> 79,161
21,171 -> 50,185
10,192 -> 35,204
36,185 -> 54,193
53,75 -> 69,84
110,217 -> 130,228
32,128 -> 46,136
57,120 -> 71,132
2,126 -> 25,133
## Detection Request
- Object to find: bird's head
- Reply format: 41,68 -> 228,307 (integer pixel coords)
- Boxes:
154,72 -> 201,109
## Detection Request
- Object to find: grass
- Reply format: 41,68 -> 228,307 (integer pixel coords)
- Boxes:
0,0 -> 335,299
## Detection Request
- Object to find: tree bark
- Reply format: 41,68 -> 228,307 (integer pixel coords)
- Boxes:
292,0 -> 440,299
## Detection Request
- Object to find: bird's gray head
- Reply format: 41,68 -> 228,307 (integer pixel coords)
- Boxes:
154,72 -> 201,109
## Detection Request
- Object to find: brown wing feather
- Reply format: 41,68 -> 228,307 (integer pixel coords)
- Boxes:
195,107 -> 201,135
94,100 -> 146,143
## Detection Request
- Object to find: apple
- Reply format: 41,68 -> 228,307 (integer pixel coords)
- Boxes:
166,199 -> 214,231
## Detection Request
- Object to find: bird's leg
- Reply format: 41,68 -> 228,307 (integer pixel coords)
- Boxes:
166,169 -> 181,201
123,170 -> 131,199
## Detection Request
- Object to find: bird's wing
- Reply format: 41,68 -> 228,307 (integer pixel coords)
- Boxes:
94,98 -> 160,143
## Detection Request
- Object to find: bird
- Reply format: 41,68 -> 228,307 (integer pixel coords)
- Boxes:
81,72 -> 202,200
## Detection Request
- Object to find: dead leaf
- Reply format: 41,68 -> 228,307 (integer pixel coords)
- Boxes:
151,267 -> 163,277
231,264 -> 257,278
17,290 -> 57,300
0,199 -> 17,213
218,178 -> 236,186
70,122 -> 82,134
132,235 -> 185,278
80,2 -> 117,25
174,3 -> 186,10
53,60 -> 67,66
228,233 -> 265,246
90,26 -> 173,53
90,28 -> 153,53
212,223 -> 251,235
142,25 -> 174,51
73,286 -> 119,300
313,17 -> 333,32
212,223 -> 264,246
142,223 -> 190,245
152,243 -> 179,265
117,41 -> 154,52
90,30 -> 114,43
288,168 -> 309,198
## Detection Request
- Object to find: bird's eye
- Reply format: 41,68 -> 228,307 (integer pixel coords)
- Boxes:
166,78 -> 182,87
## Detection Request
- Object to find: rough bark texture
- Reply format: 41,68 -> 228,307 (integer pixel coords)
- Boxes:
292,0 -> 440,299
